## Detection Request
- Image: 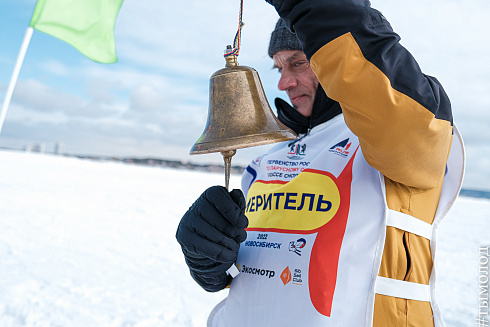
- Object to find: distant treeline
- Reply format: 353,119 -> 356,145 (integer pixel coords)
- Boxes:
459,189 -> 490,199
3,145 -> 487,199
74,155 -> 246,175
46,152 -> 490,200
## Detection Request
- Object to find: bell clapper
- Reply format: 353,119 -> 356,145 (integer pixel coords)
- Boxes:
221,147 -> 239,279
221,150 -> 236,191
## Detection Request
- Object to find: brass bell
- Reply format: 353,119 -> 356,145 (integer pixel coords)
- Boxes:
190,49 -> 297,189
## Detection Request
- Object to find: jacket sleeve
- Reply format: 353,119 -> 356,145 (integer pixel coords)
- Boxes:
273,0 -> 453,189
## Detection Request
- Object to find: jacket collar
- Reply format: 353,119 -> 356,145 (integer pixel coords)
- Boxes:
275,83 -> 342,135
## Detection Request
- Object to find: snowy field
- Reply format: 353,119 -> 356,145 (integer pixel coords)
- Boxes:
0,150 -> 488,327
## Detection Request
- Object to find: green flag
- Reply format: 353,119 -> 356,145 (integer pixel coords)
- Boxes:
29,0 -> 124,63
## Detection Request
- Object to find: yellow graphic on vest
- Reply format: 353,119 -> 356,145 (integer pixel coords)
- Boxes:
246,170 -> 340,231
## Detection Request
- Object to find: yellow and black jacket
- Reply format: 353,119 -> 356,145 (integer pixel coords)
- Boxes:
272,0 -> 458,326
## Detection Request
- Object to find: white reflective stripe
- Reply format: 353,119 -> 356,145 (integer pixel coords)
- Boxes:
375,276 -> 430,302
386,209 -> 433,240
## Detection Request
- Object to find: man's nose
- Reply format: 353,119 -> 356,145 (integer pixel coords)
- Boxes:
278,71 -> 297,91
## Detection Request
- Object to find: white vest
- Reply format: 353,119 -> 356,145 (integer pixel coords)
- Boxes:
208,115 -> 464,327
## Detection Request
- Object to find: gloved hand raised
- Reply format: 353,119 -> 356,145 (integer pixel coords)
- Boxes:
176,186 -> 248,292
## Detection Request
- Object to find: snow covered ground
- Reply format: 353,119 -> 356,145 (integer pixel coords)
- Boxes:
0,150 -> 488,327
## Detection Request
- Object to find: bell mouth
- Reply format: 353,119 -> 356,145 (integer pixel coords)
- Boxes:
190,129 -> 297,155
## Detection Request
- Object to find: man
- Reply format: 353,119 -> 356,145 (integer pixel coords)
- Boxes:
176,0 -> 464,326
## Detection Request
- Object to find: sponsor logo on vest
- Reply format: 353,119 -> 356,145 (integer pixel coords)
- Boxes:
293,268 -> 303,285
281,266 -> 303,285
287,141 -> 307,160
281,266 -> 291,285
289,238 -> 306,256
244,233 -> 282,250
252,155 -> 264,167
244,240 -> 282,250
329,138 -> 352,158
257,233 -> 268,240
246,192 -> 333,214
246,171 -> 341,231
240,264 -> 275,279
266,160 -> 311,167
246,154 -> 357,317
266,160 -> 311,179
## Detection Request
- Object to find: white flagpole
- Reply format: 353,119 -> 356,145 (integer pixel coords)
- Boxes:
0,27 -> 34,134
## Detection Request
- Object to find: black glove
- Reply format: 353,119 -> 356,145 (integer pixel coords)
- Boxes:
176,186 -> 248,292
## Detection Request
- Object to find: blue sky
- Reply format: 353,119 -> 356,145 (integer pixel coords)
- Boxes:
0,0 -> 489,191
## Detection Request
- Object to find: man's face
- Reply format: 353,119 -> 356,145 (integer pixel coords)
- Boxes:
272,50 -> 319,117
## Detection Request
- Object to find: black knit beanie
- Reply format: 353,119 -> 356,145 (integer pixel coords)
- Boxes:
268,18 -> 302,58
